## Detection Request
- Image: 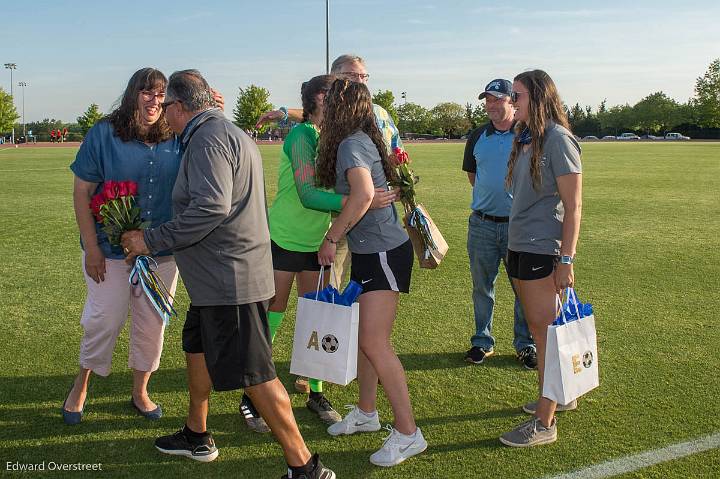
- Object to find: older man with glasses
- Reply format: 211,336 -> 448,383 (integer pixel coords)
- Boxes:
122,69 -> 335,479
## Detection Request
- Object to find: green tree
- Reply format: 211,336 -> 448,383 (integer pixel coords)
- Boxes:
0,88 -> 20,134
693,58 -> 720,128
77,104 -> 104,136
598,104 -> 633,135
633,92 -> 679,134
429,102 -> 470,138
396,102 -> 431,134
233,85 -> 273,133
372,90 -> 398,125
465,102 -> 488,129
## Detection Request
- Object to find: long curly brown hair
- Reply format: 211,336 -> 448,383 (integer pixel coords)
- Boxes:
106,67 -> 173,143
506,69 -> 571,191
316,79 -> 394,188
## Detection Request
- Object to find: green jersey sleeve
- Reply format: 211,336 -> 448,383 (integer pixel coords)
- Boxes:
286,125 -> 343,213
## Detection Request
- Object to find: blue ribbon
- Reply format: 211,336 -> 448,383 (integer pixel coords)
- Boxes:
408,207 -> 438,258
129,256 -> 177,325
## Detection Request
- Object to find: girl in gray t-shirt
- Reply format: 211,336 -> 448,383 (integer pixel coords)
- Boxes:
499,69 -> 583,448
314,79 -> 427,466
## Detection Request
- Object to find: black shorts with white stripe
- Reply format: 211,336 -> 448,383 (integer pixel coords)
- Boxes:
350,239 -> 413,294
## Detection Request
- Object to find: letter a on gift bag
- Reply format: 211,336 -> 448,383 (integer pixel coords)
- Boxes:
543,288 -> 599,404
290,268 -> 360,386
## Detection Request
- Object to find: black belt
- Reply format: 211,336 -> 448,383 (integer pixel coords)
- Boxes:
473,210 -> 509,223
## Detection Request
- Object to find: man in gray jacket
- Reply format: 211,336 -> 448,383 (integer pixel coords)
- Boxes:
122,70 -> 334,479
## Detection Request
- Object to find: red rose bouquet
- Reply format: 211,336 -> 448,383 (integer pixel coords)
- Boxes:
388,147 -> 448,268
90,180 -> 149,247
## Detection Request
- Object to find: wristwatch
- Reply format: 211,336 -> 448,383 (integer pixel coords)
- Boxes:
560,255 -> 574,265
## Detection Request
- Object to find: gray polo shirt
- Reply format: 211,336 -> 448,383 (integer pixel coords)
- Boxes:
144,109 -> 274,306
508,123 -> 582,256
335,130 -> 408,254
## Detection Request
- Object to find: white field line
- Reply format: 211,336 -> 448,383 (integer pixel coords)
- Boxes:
544,432 -> 720,479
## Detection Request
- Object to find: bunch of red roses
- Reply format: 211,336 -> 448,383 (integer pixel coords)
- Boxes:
388,147 -> 419,212
89,180 -> 149,247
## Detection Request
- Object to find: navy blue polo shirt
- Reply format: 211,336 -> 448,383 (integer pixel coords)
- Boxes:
462,122 -> 515,216
70,120 -> 181,259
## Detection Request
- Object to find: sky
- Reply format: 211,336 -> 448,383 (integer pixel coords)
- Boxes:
2,0 -> 719,123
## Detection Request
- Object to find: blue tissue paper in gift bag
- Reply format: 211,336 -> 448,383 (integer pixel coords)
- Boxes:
554,287 -> 593,325
303,280 -> 363,306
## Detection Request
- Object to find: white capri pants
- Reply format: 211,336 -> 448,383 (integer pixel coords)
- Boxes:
79,254 -> 178,377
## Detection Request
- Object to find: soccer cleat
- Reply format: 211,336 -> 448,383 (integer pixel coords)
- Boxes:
155,428 -> 219,462
522,399 -> 577,415
281,454 -> 336,479
517,346 -> 538,370
464,346 -> 494,364
327,405 -> 381,436
369,426 -> 428,467
499,417 -> 557,447
240,393 -> 270,433
306,394 -> 342,424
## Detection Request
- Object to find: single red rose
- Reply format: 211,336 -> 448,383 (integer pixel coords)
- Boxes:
126,181 -> 138,196
103,180 -> 119,200
117,181 -> 129,197
90,193 -> 105,223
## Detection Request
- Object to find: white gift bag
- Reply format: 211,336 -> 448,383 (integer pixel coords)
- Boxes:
289,269 -> 360,386
543,288 -> 599,404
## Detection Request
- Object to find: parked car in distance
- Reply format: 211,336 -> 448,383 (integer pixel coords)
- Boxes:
601,135 -> 616,140
582,135 -> 599,141
617,132 -> 640,140
665,132 -> 690,140
640,134 -> 663,140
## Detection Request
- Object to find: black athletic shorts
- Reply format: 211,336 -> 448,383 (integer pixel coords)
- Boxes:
350,239 -> 413,294
271,240 -> 322,272
506,249 -> 558,280
182,301 -> 277,391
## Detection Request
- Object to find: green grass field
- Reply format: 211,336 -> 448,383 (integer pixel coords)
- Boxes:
1,142 -> 719,478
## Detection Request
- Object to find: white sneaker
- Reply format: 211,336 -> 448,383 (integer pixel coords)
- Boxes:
369,426 -> 427,467
327,405 -> 381,436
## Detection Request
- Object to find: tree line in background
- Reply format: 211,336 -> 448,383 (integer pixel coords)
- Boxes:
2,59 -> 718,142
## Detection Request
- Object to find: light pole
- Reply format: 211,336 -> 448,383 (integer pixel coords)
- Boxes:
18,81 -> 28,141
325,0 -> 330,73
4,63 -> 17,144
401,91 -> 407,104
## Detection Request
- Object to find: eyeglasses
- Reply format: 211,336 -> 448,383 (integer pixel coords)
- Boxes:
339,71 -> 370,81
510,91 -> 529,103
160,99 -> 179,109
140,90 -> 166,102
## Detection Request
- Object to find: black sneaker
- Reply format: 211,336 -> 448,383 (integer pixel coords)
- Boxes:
281,454 -> 336,479
240,393 -> 270,433
306,394 -> 341,424
464,346 -> 494,364
155,428 -> 218,462
517,346 -> 538,370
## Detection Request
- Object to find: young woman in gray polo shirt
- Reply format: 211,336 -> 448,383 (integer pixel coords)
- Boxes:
499,70 -> 583,447
315,79 -> 427,467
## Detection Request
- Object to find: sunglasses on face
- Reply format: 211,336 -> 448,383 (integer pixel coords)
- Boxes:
510,91 -> 528,103
339,71 -> 370,81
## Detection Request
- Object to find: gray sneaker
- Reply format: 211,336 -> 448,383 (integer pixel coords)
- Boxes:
240,394 -> 270,433
499,417 -> 557,447
522,399 -> 577,415
306,394 -> 342,424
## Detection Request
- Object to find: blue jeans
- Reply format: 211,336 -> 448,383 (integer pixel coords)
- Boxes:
467,213 -> 534,352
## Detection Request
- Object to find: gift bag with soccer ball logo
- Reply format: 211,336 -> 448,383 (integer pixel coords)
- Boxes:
543,287 -> 599,405
290,267 -> 360,386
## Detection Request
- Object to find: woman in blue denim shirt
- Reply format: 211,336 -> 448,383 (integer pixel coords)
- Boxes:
62,68 -> 203,424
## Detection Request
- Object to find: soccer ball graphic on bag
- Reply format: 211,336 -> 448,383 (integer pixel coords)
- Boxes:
322,334 -> 339,353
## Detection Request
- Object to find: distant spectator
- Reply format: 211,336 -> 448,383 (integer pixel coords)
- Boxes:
50,129 -> 56,143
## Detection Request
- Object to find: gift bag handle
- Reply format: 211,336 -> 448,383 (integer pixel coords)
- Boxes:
555,294 -> 567,325
314,264 -> 336,303
566,286 -> 584,319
